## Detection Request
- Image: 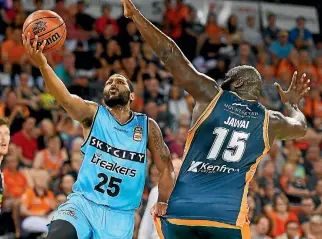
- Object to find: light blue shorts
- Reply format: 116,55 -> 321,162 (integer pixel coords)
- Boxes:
50,192 -> 135,239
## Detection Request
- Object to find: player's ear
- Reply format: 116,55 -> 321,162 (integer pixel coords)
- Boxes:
232,79 -> 244,88
130,92 -> 135,101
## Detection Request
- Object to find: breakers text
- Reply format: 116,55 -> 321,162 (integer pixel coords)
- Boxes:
91,153 -> 137,177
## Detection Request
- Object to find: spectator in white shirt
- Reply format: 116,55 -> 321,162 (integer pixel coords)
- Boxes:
138,158 -> 183,239
242,16 -> 263,54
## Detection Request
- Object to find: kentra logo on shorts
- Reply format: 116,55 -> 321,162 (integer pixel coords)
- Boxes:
187,161 -> 239,174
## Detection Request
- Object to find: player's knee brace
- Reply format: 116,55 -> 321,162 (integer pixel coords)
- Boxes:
46,220 -> 78,239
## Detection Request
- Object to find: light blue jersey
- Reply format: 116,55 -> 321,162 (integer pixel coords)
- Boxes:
73,105 -> 148,210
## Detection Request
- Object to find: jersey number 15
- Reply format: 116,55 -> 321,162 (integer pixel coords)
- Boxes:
207,127 -> 250,162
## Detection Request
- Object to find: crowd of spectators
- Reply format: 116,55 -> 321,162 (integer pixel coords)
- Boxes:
0,0 -> 321,239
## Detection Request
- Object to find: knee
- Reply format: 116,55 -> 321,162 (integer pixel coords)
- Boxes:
47,220 -> 78,239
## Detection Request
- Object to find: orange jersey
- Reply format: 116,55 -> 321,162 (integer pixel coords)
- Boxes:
41,149 -> 65,171
21,188 -> 55,216
3,169 -> 27,197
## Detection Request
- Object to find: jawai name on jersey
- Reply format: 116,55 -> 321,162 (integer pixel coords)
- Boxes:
166,90 -> 270,227
73,105 -> 148,210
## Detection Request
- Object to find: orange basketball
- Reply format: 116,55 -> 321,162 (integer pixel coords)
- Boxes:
23,10 -> 66,53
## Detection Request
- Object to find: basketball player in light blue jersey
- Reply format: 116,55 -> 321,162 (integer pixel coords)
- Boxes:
22,34 -> 176,239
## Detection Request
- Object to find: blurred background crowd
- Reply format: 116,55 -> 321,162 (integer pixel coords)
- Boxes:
0,0 -> 321,239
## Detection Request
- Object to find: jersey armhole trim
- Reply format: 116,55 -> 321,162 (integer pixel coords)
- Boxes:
146,116 -> 149,162
263,110 -> 270,152
80,105 -> 100,149
188,89 -> 223,133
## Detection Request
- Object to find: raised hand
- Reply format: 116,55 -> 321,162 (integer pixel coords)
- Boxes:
274,71 -> 310,105
22,33 -> 47,68
120,0 -> 137,18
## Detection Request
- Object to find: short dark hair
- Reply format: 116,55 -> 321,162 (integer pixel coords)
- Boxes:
267,13 -> 275,19
297,16 -> 306,22
127,79 -> 134,93
0,117 -> 10,128
101,3 -> 110,12
48,134 -> 60,142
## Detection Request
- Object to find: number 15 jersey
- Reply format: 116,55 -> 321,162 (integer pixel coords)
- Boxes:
166,90 -> 270,227
73,106 -> 148,210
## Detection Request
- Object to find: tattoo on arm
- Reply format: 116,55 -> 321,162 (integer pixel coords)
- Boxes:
151,124 -> 171,161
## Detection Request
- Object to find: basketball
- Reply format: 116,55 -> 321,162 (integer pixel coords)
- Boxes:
23,10 -> 66,53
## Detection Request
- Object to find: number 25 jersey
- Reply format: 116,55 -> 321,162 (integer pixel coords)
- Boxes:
166,90 -> 270,227
73,106 -> 148,210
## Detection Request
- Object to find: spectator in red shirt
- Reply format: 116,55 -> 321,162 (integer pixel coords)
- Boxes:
12,117 -> 38,166
95,4 -> 119,35
268,194 -> 299,237
168,127 -> 188,158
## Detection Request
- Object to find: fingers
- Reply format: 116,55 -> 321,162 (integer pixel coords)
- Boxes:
32,35 -> 38,50
290,71 -> 297,89
22,34 -> 28,52
274,82 -> 283,93
150,207 -> 156,216
26,32 -> 33,53
300,86 -> 310,98
159,206 -> 167,216
150,204 -> 167,216
38,40 -> 46,53
296,73 -> 307,91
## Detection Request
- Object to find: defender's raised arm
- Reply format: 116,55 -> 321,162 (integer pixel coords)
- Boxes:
120,0 -> 219,103
269,71 -> 309,141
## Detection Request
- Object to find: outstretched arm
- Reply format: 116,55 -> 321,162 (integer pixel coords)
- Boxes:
148,118 -> 175,208
22,34 -> 97,126
120,0 -> 219,103
269,72 -> 309,141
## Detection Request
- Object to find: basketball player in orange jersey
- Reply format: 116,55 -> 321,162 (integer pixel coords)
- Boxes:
0,117 -> 11,210
121,0 -> 310,238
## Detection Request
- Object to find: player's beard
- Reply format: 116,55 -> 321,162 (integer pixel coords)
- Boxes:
104,90 -> 130,108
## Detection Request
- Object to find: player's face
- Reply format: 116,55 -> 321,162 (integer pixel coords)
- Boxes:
0,125 -> 10,156
103,75 -> 132,108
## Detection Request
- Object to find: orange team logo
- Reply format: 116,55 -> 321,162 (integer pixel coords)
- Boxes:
133,126 -> 143,142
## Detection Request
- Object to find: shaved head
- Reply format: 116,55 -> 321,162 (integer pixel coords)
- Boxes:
221,65 -> 262,100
